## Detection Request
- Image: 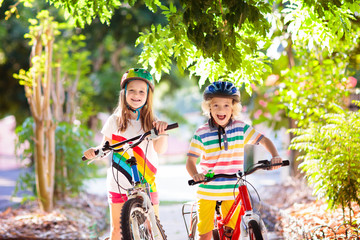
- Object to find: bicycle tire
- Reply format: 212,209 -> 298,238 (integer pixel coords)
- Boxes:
247,219 -> 263,240
121,197 -> 167,240
212,229 -> 220,240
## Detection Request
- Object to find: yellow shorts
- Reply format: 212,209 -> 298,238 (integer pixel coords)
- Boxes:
197,199 -> 240,235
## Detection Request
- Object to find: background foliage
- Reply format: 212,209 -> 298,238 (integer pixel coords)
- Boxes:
1,0 -> 360,216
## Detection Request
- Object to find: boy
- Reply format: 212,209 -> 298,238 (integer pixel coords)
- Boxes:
186,81 -> 282,240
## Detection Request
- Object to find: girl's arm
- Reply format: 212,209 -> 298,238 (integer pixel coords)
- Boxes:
83,136 -> 111,159
152,121 -> 168,154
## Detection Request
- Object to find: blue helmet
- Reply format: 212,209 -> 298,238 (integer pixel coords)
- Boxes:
203,81 -> 240,102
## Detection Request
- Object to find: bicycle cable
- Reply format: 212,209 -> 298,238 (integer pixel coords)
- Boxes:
141,138 -> 150,184
232,163 -> 263,211
111,136 -> 152,203
111,144 -> 134,203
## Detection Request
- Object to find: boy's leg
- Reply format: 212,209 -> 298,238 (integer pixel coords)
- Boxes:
199,231 -> 212,240
220,200 -> 240,237
197,199 -> 216,240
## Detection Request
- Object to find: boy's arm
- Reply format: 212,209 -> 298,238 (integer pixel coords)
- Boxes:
186,156 -> 205,182
259,136 -> 282,169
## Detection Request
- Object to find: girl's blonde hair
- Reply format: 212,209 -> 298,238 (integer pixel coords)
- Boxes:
114,89 -> 155,132
201,98 -> 242,120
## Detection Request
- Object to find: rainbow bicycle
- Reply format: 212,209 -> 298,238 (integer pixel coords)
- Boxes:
83,123 -> 179,240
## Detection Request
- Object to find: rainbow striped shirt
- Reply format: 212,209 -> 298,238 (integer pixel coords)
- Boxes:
112,134 -> 157,193
187,119 -> 263,200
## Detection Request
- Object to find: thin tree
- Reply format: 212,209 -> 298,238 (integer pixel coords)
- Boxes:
14,10 -> 61,212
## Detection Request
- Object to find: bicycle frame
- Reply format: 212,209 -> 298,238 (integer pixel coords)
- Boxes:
216,178 -> 258,239
123,147 -> 163,239
185,160 -> 289,240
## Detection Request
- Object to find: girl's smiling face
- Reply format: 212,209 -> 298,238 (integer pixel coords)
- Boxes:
125,80 -> 148,109
210,97 -> 233,127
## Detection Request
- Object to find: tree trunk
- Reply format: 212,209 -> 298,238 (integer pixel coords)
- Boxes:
286,37 -> 301,177
26,13 -> 56,212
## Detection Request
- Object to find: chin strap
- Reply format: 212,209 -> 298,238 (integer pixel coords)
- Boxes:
217,125 -> 225,150
126,104 -> 144,121
210,116 -> 228,151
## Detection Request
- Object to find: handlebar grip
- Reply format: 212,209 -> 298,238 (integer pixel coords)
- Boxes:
188,178 -> 209,186
188,179 -> 195,185
82,149 -> 99,161
165,123 -> 179,131
282,160 -> 290,166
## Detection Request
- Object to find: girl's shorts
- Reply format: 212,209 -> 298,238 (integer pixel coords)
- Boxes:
108,191 -> 159,205
197,199 -> 240,235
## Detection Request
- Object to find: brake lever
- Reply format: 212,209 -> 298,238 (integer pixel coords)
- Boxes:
147,128 -> 159,140
87,148 -> 108,165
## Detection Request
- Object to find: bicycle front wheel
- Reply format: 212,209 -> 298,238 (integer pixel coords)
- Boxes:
121,198 -> 167,240
247,219 -> 263,240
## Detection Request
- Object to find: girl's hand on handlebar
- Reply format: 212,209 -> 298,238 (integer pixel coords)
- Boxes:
84,148 -> 97,159
271,156 -> 282,170
153,121 -> 168,135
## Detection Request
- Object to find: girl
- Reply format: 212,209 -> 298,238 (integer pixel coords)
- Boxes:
84,68 -> 168,240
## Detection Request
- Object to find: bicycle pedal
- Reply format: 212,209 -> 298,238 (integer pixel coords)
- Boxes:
224,227 -> 233,239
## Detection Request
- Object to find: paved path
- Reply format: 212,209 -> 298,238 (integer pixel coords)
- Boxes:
1,164 -> 288,239
0,168 -> 32,211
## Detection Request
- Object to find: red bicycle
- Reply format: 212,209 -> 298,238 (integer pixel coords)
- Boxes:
183,159 -> 289,240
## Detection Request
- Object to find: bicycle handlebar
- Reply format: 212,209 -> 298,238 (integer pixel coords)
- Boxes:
188,160 -> 290,186
82,123 -> 179,161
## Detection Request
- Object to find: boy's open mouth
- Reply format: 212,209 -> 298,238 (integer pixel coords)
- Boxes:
217,115 -> 226,120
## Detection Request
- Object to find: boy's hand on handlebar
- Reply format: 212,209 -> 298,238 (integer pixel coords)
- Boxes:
153,121 -> 168,135
84,148 -> 97,159
192,173 -> 206,182
271,156 -> 282,170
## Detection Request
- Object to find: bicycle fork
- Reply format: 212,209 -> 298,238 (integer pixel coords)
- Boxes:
126,156 -> 163,240
216,179 -> 267,240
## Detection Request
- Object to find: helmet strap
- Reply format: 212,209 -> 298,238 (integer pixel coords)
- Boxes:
210,115 -> 223,150
210,114 -> 229,151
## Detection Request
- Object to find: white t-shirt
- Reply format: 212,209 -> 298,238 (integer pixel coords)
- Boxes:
101,114 -> 159,194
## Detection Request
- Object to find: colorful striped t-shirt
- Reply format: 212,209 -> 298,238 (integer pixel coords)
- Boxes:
187,119 -> 263,200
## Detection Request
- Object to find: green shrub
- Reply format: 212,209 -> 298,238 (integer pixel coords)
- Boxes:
15,117 -> 99,200
289,102 -> 360,223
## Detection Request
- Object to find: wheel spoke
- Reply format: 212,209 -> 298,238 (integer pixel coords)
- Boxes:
121,198 -> 167,240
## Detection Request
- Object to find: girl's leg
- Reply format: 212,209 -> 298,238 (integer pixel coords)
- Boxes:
109,202 -> 124,240
153,204 -> 160,218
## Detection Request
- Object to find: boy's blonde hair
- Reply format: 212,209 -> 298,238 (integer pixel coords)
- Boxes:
201,98 -> 242,120
114,89 -> 155,132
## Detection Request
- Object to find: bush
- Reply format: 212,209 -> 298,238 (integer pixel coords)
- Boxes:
15,117 -> 99,200
289,102 -> 360,223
